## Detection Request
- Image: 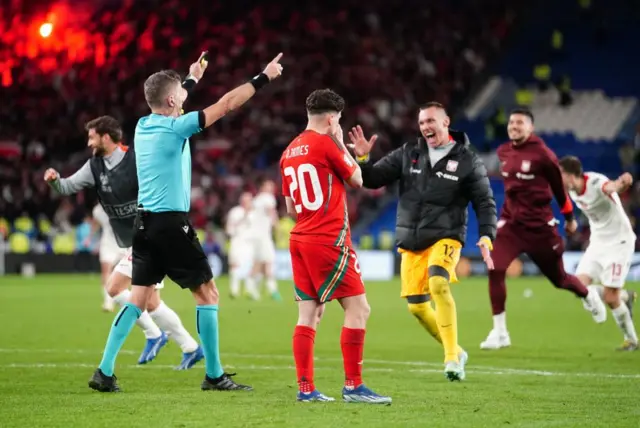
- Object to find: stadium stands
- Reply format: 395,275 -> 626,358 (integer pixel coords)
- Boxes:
0,0 -> 519,254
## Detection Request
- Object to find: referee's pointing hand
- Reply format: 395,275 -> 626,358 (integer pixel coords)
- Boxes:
262,53 -> 284,81
189,52 -> 208,81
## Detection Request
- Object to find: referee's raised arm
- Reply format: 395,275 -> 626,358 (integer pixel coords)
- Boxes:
201,52 -> 284,128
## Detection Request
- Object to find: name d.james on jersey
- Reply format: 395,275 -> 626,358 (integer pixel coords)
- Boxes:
285,144 -> 309,159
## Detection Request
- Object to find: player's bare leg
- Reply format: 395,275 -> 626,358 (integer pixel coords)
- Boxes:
194,280 -> 252,391
294,300 -> 333,401
339,294 -> 391,404
406,294 -> 467,366
100,261 -> 115,312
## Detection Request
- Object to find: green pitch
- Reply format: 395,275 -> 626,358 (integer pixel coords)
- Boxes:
0,274 -> 638,427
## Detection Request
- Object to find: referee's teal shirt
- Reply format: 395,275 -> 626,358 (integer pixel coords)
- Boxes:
134,111 -> 204,212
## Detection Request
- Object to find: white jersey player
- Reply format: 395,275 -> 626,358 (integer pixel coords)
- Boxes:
91,204 -> 125,311
91,205 -> 118,310
226,192 -> 259,299
560,156 -> 638,351
246,180 -> 281,301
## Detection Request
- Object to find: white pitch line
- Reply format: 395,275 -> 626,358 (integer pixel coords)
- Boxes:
0,349 -> 538,372
0,348 -> 639,379
0,362 -> 639,379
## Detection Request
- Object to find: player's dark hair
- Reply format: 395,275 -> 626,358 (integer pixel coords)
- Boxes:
510,108 -> 535,123
419,101 -> 448,116
306,89 -> 345,115
85,116 -> 123,143
144,70 -> 182,109
558,156 -> 583,177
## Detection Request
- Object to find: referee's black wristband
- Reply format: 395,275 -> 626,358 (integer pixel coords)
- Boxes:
249,73 -> 269,91
182,77 -> 197,93
563,212 -> 575,222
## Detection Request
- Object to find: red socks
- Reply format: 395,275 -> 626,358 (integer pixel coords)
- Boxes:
341,327 -> 365,388
294,325 -> 366,392
293,325 -> 316,393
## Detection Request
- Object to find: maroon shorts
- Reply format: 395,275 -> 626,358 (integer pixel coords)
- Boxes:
290,240 -> 365,303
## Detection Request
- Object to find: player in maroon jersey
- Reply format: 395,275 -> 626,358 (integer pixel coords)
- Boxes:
480,108 -> 606,350
280,89 -> 391,404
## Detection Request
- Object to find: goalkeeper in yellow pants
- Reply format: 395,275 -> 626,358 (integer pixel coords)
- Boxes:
348,103 -> 496,381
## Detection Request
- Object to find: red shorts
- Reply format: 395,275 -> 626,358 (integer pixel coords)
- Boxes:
290,240 -> 365,303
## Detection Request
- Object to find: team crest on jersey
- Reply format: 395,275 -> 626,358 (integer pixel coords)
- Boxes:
521,160 -> 531,172
446,160 -> 458,172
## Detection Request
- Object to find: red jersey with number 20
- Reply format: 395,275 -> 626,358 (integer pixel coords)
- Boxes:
280,130 -> 357,247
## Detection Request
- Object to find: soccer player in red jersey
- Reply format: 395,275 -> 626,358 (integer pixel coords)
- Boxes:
480,109 -> 607,350
280,89 -> 391,404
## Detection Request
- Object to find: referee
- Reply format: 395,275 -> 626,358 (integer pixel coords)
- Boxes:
90,52 -> 284,393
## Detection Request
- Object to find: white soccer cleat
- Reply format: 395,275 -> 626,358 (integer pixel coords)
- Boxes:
444,361 -> 465,381
480,329 -> 511,350
582,287 -> 607,323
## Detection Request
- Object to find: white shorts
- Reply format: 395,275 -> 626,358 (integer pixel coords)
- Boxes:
576,240 -> 634,288
229,240 -> 254,267
252,236 -> 275,263
114,248 -> 164,289
100,244 -> 126,266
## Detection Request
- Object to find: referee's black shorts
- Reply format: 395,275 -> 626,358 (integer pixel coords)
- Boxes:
132,211 -> 213,289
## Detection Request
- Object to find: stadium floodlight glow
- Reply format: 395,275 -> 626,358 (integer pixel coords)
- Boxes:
39,22 -> 53,38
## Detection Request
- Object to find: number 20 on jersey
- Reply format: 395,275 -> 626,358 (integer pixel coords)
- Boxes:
284,163 -> 324,213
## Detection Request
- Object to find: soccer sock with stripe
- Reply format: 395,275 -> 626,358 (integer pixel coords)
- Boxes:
112,289 -> 162,339
149,301 -> 199,353
429,275 -> 459,363
98,302 -> 142,376
341,327 -> 365,388
293,325 -> 316,393
408,302 -> 464,354
196,305 -> 224,379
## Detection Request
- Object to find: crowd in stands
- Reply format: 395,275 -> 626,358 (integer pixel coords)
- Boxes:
0,0 -> 519,252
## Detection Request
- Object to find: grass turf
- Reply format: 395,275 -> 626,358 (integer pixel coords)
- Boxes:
0,274 -> 638,427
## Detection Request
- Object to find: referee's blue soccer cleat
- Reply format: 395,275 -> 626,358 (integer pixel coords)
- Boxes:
342,384 -> 392,405
137,331 -> 168,364
297,389 -> 335,402
176,345 -> 205,370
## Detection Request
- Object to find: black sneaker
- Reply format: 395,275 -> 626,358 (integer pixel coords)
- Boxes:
88,368 -> 121,392
201,372 -> 253,391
